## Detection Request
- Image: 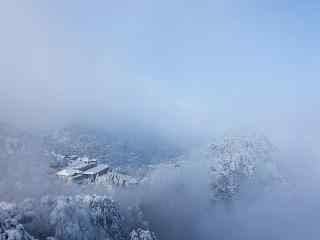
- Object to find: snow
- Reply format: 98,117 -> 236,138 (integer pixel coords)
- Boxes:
56,168 -> 82,177
0,203 -> 35,240
95,171 -> 138,187
207,132 -> 283,202
130,228 -> 158,240
69,161 -> 97,171
1,195 -> 157,240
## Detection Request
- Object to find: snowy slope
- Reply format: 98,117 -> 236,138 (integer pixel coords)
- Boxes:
44,125 -> 181,168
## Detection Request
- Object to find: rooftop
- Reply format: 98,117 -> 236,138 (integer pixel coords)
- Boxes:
69,161 -> 97,171
82,164 -> 110,175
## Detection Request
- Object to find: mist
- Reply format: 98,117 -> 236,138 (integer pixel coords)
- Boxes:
116,145 -> 320,240
1,1 -> 319,140
1,1 -> 320,240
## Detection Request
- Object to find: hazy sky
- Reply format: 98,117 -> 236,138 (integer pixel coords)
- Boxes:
1,4 -> 320,239
0,1 -> 319,143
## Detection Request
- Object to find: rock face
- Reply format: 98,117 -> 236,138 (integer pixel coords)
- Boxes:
0,195 -> 157,240
208,132 -> 282,202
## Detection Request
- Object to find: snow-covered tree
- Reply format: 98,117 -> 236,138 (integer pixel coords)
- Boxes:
129,228 -> 157,240
208,131 -> 282,202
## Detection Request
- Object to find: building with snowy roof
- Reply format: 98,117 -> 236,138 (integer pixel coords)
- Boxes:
70,164 -> 110,184
69,160 -> 97,171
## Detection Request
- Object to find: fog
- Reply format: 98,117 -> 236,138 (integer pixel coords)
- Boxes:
1,1 -> 320,140
118,147 -> 320,240
1,1 -> 320,240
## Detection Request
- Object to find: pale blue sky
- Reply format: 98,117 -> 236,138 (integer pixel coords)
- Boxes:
0,1 -> 319,142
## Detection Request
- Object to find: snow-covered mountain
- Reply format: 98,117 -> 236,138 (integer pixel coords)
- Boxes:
0,121 -> 286,240
44,125 -> 182,168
